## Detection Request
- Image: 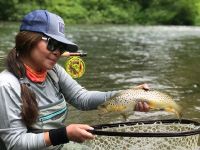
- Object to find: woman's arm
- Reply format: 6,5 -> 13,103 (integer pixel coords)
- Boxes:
55,64 -> 117,110
0,77 -> 46,149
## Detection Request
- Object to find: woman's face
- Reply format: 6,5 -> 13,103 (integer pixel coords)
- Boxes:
23,39 -> 61,72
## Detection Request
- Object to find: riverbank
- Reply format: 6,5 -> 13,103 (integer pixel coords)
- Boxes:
1,0 -> 200,25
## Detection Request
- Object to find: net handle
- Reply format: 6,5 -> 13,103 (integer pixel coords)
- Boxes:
89,119 -> 200,137
89,129 -> 200,137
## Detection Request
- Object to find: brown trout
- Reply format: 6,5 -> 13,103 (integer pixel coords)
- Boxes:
98,88 -> 182,119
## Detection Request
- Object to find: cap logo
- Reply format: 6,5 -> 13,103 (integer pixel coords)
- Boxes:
58,22 -> 65,34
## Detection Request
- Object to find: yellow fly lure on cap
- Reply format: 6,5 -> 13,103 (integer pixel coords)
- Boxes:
98,88 -> 182,119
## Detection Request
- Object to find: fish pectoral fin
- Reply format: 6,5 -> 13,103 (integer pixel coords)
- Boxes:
121,113 -> 127,121
97,111 -> 105,117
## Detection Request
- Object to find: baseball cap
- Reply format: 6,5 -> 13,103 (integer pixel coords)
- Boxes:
20,10 -> 78,52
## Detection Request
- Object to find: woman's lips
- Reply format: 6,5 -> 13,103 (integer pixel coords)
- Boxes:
47,54 -> 60,64
48,58 -> 57,64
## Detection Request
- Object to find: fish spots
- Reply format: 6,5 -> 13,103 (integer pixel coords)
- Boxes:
98,88 -> 182,119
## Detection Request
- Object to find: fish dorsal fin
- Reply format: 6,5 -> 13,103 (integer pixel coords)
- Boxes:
109,90 -> 127,100
130,86 -> 148,91
109,88 -> 140,100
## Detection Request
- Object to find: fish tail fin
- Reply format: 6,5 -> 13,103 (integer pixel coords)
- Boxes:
173,103 -> 182,119
165,103 -> 182,119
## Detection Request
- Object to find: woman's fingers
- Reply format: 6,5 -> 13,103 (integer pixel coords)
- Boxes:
66,124 -> 95,143
142,83 -> 150,90
143,101 -> 150,112
80,128 -> 95,140
134,83 -> 150,112
135,83 -> 150,90
135,101 -> 149,112
79,124 -> 95,140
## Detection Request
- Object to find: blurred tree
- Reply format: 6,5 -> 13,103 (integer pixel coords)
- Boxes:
0,0 -> 199,25
0,0 -> 17,20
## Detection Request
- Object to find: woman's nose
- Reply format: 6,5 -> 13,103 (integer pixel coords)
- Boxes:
53,49 -> 61,56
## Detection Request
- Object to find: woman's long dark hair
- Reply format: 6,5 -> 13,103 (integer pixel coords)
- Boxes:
6,31 -> 43,127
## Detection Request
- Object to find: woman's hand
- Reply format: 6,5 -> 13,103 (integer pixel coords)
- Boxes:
134,83 -> 149,90
134,83 -> 150,112
66,124 -> 95,143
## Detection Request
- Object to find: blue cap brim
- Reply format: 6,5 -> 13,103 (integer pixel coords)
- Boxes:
45,33 -> 78,52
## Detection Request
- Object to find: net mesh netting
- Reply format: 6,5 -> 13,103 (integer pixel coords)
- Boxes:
85,119 -> 200,150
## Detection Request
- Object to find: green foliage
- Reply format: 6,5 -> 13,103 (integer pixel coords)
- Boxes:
194,0 -> 200,25
136,0 -> 196,25
0,0 -> 18,20
137,0 -> 177,24
168,0 -> 196,25
45,0 -> 88,24
0,0 -> 46,21
0,0 -> 199,25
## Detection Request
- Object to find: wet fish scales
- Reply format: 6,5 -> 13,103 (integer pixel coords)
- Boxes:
98,89 -> 182,119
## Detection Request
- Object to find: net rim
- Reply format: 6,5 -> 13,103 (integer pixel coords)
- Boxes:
89,119 -> 200,137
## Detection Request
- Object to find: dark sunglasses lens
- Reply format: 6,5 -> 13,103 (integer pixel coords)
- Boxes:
47,38 -> 66,53
47,38 -> 57,51
59,45 -> 66,54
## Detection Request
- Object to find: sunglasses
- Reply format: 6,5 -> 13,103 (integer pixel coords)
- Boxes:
42,37 -> 66,54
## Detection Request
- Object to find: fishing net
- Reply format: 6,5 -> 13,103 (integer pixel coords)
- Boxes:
85,119 -> 200,150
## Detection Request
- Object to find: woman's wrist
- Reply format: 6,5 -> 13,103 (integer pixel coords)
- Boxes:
48,127 -> 69,146
44,132 -> 52,146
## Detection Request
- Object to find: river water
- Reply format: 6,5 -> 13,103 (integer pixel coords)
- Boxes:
0,22 -> 200,149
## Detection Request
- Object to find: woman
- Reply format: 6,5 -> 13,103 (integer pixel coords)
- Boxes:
0,10 -> 149,149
